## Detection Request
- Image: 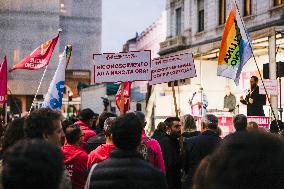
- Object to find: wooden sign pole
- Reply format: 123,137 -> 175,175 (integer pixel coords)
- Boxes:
119,82 -> 125,115
171,82 -> 179,117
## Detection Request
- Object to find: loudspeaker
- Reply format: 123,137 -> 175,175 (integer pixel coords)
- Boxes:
263,62 -> 284,79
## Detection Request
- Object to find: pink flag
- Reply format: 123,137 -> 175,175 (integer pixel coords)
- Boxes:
0,56 -> 7,104
9,34 -> 59,72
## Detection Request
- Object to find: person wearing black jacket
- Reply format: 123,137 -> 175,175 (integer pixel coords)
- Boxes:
183,114 -> 221,189
159,117 -> 182,189
240,76 -> 266,116
89,112 -> 167,189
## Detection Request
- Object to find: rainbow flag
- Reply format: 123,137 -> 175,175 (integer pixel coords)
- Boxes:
217,0 -> 252,85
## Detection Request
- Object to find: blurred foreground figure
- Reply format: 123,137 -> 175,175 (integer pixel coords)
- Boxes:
193,131 -> 284,189
88,113 -> 167,189
2,139 -> 64,189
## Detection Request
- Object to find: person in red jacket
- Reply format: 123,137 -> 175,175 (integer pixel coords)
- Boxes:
134,111 -> 166,174
62,124 -> 88,189
87,117 -> 116,168
75,108 -> 97,149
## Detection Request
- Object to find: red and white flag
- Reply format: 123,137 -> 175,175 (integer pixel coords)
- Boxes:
0,56 -> 7,104
116,82 -> 131,114
9,34 -> 59,72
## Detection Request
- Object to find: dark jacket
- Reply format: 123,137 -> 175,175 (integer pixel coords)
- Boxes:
159,134 -> 181,189
183,130 -> 221,187
85,133 -> 106,154
240,86 -> 266,116
89,149 -> 167,189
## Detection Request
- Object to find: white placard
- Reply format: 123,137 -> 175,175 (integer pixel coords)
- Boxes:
150,53 -> 196,85
93,51 -> 151,83
259,79 -> 278,95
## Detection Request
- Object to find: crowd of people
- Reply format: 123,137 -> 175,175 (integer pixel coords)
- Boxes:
0,107 -> 283,189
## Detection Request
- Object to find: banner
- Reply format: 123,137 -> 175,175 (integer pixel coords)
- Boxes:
247,116 -> 270,129
0,56 -> 7,104
116,82 -> 131,114
9,34 -> 59,72
42,46 -> 71,110
217,1 -> 252,85
150,53 -> 196,85
259,79 -> 278,95
93,51 -> 151,83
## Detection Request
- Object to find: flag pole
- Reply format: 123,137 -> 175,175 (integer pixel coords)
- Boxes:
28,64 -> 49,114
171,82 -> 179,117
4,102 -> 7,125
233,0 -> 279,128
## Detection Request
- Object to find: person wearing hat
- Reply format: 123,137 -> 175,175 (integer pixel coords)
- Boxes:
183,114 -> 221,189
74,108 -> 97,149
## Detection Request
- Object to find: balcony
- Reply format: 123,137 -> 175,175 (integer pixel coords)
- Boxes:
159,35 -> 187,55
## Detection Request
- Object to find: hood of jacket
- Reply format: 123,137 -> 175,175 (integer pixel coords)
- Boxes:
75,120 -> 91,131
61,144 -> 85,164
93,144 -> 116,161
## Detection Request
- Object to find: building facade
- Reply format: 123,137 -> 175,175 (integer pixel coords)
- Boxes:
151,0 -> 284,125
0,0 -> 102,115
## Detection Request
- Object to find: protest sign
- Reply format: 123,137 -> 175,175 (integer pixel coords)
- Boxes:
150,53 -> 196,85
93,51 -> 151,83
259,79 -> 278,95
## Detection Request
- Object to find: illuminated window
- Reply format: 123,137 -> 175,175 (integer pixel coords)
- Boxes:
60,3 -> 66,13
244,0 -> 252,16
274,0 -> 284,6
176,8 -> 182,35
198,0 -> 204,32
219,0 -> 226,25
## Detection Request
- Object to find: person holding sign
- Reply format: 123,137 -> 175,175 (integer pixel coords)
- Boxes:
240,76 -> 266,116
189,85 -> 208,117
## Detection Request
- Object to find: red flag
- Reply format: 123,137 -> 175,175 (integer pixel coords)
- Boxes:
116,82 -> 131,114
9,34 -> 59,72
0,56 -> 7,104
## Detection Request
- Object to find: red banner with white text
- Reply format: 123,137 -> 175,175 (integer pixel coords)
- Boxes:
9,34 -> 59,72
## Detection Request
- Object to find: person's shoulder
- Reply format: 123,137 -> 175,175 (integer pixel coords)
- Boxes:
159,135 -> 170,144
77,150 -> 88,160
89,145 -> 100,156
84,129 -> 96,136
87,133 -> 104,143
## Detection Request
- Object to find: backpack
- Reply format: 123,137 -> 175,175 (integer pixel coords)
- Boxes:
137,137 -> 156,163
